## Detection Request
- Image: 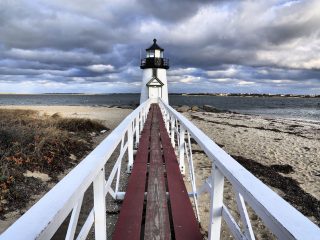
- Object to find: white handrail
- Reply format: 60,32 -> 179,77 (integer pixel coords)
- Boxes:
1,99 -> 151,240
159,98 -> 320,240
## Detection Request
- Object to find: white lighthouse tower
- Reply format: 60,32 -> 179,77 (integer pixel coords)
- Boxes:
140,39 -> 169,104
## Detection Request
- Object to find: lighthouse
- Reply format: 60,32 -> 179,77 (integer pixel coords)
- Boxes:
140,39 -> 169,104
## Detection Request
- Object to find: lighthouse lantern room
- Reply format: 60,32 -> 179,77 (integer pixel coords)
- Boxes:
140,39 -> 169,104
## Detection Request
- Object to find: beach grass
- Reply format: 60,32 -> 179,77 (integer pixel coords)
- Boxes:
0,109 -> 106,217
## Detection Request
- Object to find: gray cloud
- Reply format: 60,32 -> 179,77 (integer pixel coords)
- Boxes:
0,0 -> 319,94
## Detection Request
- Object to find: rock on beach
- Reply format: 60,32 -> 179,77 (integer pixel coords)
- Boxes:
177,105 -> 190,112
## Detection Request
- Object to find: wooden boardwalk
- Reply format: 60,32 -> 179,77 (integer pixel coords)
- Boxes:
113,104 -> 202,240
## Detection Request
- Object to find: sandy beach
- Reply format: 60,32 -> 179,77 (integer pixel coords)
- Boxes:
0,105 -> 319,238
182,110 -> 320,239
0,105 -> 132,129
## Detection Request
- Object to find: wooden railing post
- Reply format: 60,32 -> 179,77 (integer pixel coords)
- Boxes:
179,125 -> 185,174
141,107 -> 144,125
139,112 -> 143,134
170,116 -> 175,147
208,163 -> 224,240
144,106 -> 147,124
135,116 -> 139,147
165,112 -> 170,133
93,168 -> 107,240
127,124 -> 133,172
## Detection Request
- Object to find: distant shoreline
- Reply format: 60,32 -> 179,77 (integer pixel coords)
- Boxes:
1,94 -> 319,121
175,93 -> 320,98
0,93 -> 319,98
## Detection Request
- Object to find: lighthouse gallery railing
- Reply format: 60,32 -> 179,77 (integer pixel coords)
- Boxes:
1,98 -> 319,240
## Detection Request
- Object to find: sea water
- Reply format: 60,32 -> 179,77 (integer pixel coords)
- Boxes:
0,94 -> 319,121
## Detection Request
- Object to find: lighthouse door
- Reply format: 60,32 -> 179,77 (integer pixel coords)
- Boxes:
149,87 -> 161,99
146,69 -> 163,101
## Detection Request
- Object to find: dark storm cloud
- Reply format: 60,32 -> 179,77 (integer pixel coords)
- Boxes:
0,0 -> 319,94
138,0 -> 213,22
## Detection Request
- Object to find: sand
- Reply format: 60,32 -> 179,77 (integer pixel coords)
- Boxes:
1,105 -> 319,238
182,110 -> 320,239
0,105 -> 132,129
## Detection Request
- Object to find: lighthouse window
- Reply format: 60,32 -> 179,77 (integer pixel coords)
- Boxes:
155,50 -> 160,58
149,50 -> 155,58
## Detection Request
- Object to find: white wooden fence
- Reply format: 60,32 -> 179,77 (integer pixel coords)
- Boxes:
0,100 -> 151,240
158,98 -> 320,240
1,98 -> 319,240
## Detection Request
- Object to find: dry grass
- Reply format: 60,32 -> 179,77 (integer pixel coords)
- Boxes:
0,109 -> 107,217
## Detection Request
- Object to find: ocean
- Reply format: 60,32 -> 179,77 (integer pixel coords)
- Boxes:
0,94 -> 319,121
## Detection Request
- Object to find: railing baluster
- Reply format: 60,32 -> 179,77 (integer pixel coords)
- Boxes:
135,115 -> 139,147
120,134 -> 125,150
76,209 -> 94,240
143,106 -> 147,124
141,107 -> 144,126
179,125 -> 185,174
235,190 -> 255,240
186,132 -> 200,222
208,164 -> 224,240
127,125 -> 133,172
165,112 -> 169,132
116,142 -> 126,195
105,141 -> 128,199
170,116 -> 175,147
93,168 -> 107,240
65,195 -> 84,240
139,112 -> 143,134
222,206 -> 244,240
115,162 -> 122,195
176,119 -> 179,150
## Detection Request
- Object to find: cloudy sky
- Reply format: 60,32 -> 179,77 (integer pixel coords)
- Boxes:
0,0 -> 320,94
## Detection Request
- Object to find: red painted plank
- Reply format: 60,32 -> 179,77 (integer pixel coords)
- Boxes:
113,163 -> 147,240
113,106 -> 154,240
114,104 -> 201,240
134,127 -> 150,164
156,106 -> 203,240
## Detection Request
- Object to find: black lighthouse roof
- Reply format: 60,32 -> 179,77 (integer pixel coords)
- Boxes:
146,39 -> 164,51
141,39 -> 169,69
